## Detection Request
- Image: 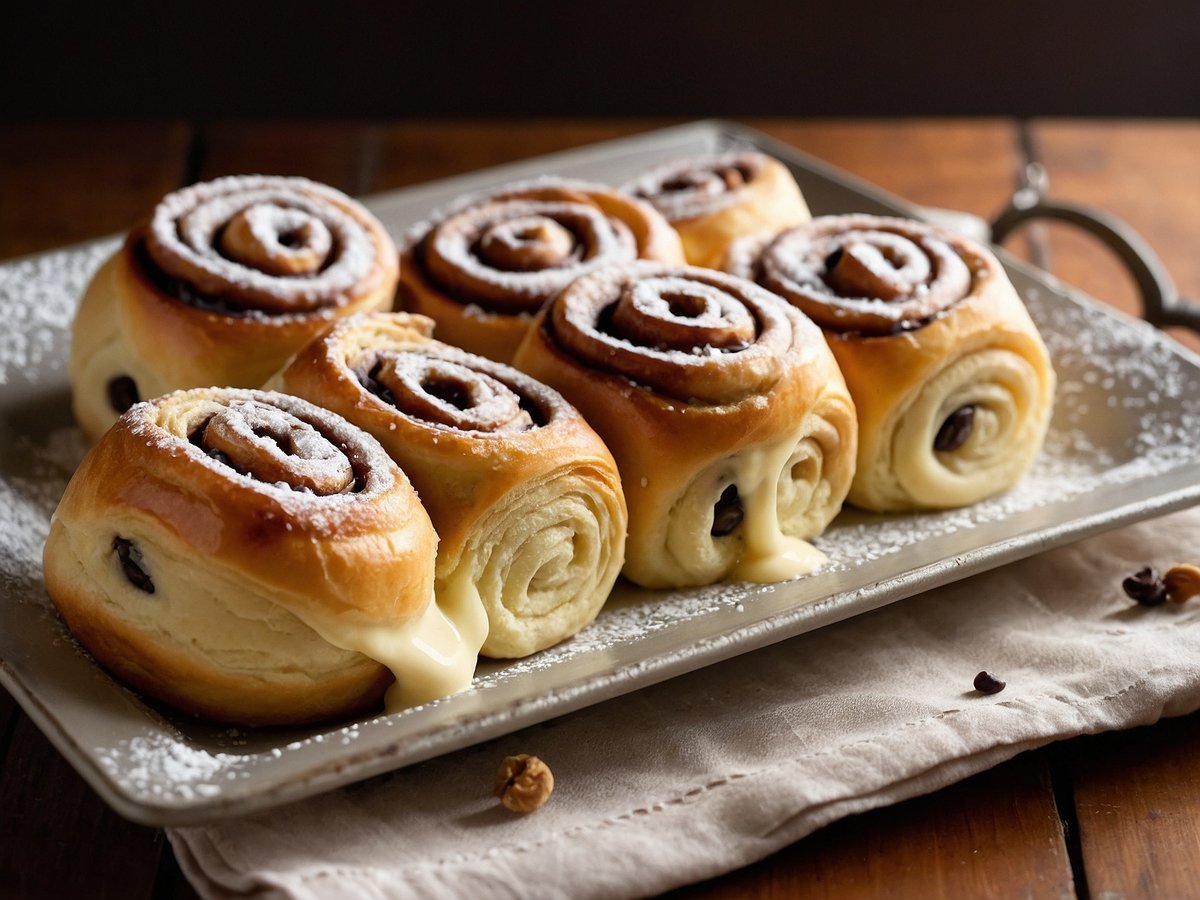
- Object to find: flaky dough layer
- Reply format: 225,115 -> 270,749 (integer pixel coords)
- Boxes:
272,313 -> 627,658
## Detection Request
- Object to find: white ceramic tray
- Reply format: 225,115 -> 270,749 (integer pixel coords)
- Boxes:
2,121 -> 1198,826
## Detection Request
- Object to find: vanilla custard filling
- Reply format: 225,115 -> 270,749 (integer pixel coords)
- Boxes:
728,437 -> 828,583
292,577 -> 489,712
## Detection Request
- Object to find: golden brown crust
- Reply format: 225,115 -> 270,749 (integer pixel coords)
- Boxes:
728,215 -> 1056,511
623,151 -> 811,269
274,313 -> 628,657
397,179 -> 685,364
70,176 -> 398,442
512,263 -> 856,588
42,388 -> 438,725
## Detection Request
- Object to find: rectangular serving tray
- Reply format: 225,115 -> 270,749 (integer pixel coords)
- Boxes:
2,121 -> 1198,826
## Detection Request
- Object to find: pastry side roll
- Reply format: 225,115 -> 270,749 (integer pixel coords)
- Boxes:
40,389 -> 477,726
623,151 -> 811,269
512,263 -> 856,589
272,313 -> 627,658
70,176 -> 398,442
728,214 -> 1056,511
398,178 -> 684,364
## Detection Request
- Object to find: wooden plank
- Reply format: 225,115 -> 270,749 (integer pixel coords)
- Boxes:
749,118 -> 1023,220
0,686 -> 17,754
0,122 -> 192,261
0,683 -> 18,777
372,119 -> 677,191
0,713 -> 165,898
369,117 -> 1022,219
674,753 -> 1074,899
197,120 -> 382,195
1068,712 -> 1200,898
198,120 -> 662,198
1027,119 -> 1200,352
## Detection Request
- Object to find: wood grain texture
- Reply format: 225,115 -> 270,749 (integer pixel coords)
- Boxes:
0,122 -> 192,261
197,120 -> 383,196
1070,714 -> 1200,898
671,753 -> 1073,899
1028,119 -> 1200,352
747,118 -> 1022,219
372,119 -> 678,192
0,714 -> 165,898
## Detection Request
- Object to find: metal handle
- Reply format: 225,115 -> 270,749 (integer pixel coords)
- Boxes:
989,163 -> 1200,334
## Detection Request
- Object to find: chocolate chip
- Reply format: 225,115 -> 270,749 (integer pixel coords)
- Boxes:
107,375 -> 140,414
934,405 -> 976,452
1122,566 -> 1168,606
112,537 -> 154,594
710,484 -> 744,537
973,671 -> 1006,694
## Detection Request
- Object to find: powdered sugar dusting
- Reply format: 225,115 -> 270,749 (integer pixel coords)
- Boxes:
0,426 -> 88,602
97,733 -> 252,802
0,240 -> 115,385
729,215 -> 978,332
420,197 -> 639,313
148,176 -> 386,312
622,150 -> 765,222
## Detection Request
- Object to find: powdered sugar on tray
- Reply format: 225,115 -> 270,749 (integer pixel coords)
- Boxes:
0,426 -> 88,603
97,732 -> 253,802
0,240 -> 115,385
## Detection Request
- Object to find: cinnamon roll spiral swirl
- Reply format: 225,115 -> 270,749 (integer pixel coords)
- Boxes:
398,179 -> 684,363
40,389 -> 479,725
623,151 -> 811,269
70,176 -> 398,442
272,313 -> 627,658
728,215 -> 1056,511
512,263 -> 857,589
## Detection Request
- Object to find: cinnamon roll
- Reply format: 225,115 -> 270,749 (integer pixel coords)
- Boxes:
511,263 -> 856,589
727,214 -> 1056,511
623,151 -> 811,269
70,176 -> 398,442
397,178 -> 685,364
271,313 -> 627,658
41,389 -> 480,726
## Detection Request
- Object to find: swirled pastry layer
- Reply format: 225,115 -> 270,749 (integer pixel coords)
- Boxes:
272,313 -> 627,658
512,263 -> 856,589
398,178 -> 684,363
40,389 -> 479,725
624,150 -> 811,269
70,176 -> 398,442
728,215 -> 1056,510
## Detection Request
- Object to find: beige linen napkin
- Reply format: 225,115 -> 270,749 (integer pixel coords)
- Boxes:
170,506 -> 1200,899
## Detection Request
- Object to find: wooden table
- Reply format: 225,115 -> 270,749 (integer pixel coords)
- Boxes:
2,119 -> 1198,899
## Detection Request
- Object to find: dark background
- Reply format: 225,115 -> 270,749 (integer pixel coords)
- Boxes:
4,1 -> 1198,120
